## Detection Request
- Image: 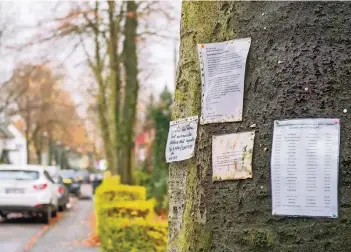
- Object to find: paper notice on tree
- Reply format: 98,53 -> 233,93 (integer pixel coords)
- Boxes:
166,116 -> 198,163
198,38 -> 251,124
212,131 -> 255,181
271,118 -> 340,218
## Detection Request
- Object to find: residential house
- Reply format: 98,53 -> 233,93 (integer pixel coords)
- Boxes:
135,128 -> 155,170
0,123 -> 27,165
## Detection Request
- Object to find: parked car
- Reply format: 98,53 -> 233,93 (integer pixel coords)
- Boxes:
52,175 -> 69,211
59,169 -> 81,197
76,170 -> 92,199
75,170 -> 90,184
45,165 -> 60,177
91,173 -> 103,194
0,165 -> 58,224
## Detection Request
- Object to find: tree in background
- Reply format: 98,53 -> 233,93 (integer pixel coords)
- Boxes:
49,1 -> 138,182
22,0 -> 175,184
120,0 -> 139,185
136,86 -> 172,213
8,63 -> 77,164
150,86 -> 172,212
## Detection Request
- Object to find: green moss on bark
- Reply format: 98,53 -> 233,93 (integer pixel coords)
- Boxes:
169,2 -> 231,251
238,229 -> 275,249
176,161 -> 213,252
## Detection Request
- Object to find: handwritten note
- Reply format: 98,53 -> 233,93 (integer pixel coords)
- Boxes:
271,118 -> 340,218
212,131 -> 255,181
198,38 -> 251,124
166,116 -> 198,163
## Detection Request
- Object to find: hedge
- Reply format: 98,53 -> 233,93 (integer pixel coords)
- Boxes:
95,176 -> 168,252
95,184 -> 146,205
99,218 -> 168,252
99,200 -> 155,221
101,175 -> 121,186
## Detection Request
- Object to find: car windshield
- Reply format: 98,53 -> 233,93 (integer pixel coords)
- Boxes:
76,171 -> 88,177
0,170 -> 40,180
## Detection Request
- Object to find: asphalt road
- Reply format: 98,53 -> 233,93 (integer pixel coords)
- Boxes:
0,215 -> 43,252
0,186 -> 98,252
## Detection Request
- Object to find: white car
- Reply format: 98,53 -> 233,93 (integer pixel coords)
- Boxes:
0,165 -> 58,224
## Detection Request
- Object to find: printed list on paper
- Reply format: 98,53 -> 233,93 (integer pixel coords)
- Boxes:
212,131 -> 255,181
166,116 -> 198,163
271,118 -> 340,218
198,38 -> 251,124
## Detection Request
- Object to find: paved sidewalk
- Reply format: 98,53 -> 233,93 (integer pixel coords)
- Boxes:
30,197 -> 99,252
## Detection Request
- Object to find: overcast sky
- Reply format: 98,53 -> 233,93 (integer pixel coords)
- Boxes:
0,1 -> 181,108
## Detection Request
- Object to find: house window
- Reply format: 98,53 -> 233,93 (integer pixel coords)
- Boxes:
139,147 -> 146,161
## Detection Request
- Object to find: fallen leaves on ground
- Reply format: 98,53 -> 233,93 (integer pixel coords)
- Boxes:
24,212 -> 63,251
155,209 -> 168,222
72,211 -> 100,247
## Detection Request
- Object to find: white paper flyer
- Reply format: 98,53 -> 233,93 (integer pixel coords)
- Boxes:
198,38 -> 251,124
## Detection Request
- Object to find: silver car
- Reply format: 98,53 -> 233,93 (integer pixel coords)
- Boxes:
52,175 -> 69,211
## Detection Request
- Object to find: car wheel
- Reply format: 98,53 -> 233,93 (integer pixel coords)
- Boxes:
0,211 -> 8,219
52,209 -> 57,218
59,203 -> 67,211
42,206 -> 51,224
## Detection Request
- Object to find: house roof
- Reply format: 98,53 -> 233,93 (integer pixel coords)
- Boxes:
135,129 -> 155,146
136,132 -> 146,145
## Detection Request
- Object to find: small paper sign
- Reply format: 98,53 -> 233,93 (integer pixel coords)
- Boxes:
166,116 -> 198,163
212,131 -> 255,181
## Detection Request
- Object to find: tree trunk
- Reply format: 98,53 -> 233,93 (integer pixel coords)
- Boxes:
48,135 -> 52,165
169,2 -> 351,251
107,0 -> 123,177
90,1 -> 116,174
25,130 -> 30,164
34,133 -> 42,164
26,140 -> 30,164
97,100 -> 115,173
25,97 -> 31,164
121,0 -> 138,185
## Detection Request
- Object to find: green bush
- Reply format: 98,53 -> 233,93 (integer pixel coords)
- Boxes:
133,168 -> 169,215
95,184 -> 146,206
133,169 -> 151,186
99,199 -> 155,221
102,175 -> 121,186
99,218 -> 168,252
95,179 -> 168,252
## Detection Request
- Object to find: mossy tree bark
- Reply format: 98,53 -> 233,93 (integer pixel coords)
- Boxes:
169,2 -> 351,252
86,0 -> 139,181
121,0 -> 138,185
89,1 -> 116,173
107,1 -> 123,176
